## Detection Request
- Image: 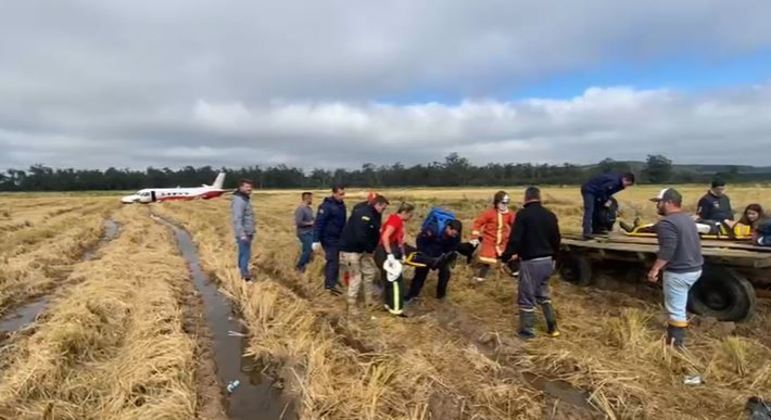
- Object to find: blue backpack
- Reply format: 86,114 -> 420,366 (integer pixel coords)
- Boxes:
421,207 -> 456,237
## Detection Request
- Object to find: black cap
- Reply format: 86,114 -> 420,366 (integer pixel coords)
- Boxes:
711,178 -> 726,188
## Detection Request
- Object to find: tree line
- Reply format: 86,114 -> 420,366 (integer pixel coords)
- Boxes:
0,154 -> 767,192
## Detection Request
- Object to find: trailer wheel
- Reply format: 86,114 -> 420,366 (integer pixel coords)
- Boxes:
558,253 -> 593,286
687,266 -> 756,322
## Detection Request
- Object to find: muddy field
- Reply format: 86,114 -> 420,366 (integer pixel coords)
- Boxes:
0,186 -> 769,419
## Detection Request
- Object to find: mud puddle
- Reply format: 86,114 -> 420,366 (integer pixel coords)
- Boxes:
0,219 -> 120,335
156,216 -> 295,420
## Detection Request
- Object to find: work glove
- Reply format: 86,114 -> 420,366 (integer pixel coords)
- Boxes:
469,239 -> 480,247
312,242 -> 321,252
386,253 -> 397,264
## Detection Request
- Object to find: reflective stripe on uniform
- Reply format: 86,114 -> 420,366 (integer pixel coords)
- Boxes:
495,212 -> 504,255
393,281 -> 400,313
478,256 -> 498,264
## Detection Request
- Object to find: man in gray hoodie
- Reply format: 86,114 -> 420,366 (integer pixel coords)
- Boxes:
231,179 -> 256,281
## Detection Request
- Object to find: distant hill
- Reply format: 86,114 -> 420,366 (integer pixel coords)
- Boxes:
673,164 -> 771,175
583,161 -> 771,175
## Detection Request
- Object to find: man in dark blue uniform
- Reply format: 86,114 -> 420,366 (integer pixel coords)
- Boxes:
405,219 -> 462,302
313,185 -> 347,295
580,172 -> 635,239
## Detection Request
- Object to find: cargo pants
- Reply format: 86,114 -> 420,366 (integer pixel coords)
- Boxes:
340,252 -> 377,310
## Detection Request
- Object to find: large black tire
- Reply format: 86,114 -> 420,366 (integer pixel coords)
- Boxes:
558,252 -> 593,286
687,266 -> 756,322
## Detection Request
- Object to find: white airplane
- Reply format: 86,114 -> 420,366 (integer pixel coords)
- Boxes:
121,172 -> 227,204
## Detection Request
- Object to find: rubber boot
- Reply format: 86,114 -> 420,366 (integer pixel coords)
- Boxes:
541,302 -> 560,337
518,310 -> 536,340
667,325 -> 686,349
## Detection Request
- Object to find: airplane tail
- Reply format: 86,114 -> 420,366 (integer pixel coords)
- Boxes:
204,172 -> 226,190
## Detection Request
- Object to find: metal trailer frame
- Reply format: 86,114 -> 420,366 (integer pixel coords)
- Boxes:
558,233 -> 771,322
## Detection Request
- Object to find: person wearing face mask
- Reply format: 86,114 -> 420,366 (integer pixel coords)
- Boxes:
470,191 -> 516,283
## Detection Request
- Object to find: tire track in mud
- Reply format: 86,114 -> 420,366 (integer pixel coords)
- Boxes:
0,218 -> 121,337
252,253 -> 579,419
153,215 -> 296,420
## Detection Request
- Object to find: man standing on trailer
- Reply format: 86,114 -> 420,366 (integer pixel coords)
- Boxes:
501,186 -> 561,339
231,179 -> 256,282
313,185 -> 347,295
647,188 -> 703,349
580,172 -> 635,239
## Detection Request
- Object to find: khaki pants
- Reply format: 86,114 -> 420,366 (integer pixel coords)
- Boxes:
340,252 -> 377,308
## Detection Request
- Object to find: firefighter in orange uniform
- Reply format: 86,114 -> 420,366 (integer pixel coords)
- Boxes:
470,191 -> 515,282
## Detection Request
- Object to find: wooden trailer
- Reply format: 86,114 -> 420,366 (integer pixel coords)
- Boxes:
558,233 -> 771,322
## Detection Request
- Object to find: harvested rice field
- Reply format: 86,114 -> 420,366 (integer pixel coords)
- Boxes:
1,186 -> 769,419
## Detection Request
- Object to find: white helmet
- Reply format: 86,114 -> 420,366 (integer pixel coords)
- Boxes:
383,259 -> 403,282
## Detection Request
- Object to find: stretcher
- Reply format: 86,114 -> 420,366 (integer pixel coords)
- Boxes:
620,222 -> 754,241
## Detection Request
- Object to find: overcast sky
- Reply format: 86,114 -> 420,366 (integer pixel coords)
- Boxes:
2,0 -> 771,170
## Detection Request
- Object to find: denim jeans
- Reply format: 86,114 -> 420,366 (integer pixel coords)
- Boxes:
662,270 -> 702,326
296,231 -> 314,271
237,235 -> 253,279
581,191 -> 596,236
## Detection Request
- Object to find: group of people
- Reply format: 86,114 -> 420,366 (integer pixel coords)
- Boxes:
583,173 -> 769,244
287,184 -> 562,338
580,173 -> 769,347
230,174 -> 769,346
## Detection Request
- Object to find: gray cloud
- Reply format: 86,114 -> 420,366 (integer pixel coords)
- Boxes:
1,1 -> 771,169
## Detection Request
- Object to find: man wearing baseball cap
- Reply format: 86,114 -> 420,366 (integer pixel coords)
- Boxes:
646,188 -> 703,349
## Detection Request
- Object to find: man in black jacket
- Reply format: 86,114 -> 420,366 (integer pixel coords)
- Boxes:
339,194 -> 389,316
696,179 -> 734,223
502,186 -> 561,339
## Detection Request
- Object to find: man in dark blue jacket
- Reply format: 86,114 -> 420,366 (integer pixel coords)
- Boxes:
581,172 -> 635,238
313,185 -> 347,295
696,179 -> 734,223
405,219 -> 462,302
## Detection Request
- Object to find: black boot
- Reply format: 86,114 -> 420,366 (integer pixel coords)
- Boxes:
541,302 -> 560,337
518,310 -> 536,339
667,325 -> 686,349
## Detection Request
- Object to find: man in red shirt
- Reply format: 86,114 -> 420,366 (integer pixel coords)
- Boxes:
375,202 -> 415,316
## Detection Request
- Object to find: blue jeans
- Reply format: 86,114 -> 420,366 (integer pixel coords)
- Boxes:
663,270 -> 702,326
296,232 -> 313,271
581,191 -> 596,236
237,235 -> 253,279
